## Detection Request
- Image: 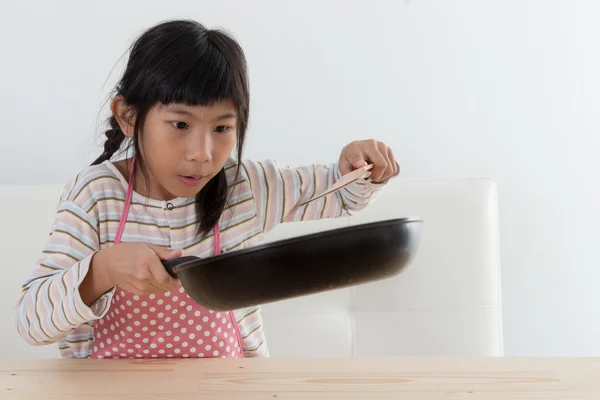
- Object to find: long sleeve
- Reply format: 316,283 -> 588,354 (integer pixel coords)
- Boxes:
242,159 -> 383,234
14,200 -> 113,346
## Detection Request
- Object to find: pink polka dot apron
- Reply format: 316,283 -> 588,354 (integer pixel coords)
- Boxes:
91,159 -> 244,359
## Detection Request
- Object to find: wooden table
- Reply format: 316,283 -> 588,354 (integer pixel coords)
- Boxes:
2,357 -> 600,399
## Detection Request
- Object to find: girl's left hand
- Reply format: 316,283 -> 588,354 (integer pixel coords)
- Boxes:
338,139 -> 400,183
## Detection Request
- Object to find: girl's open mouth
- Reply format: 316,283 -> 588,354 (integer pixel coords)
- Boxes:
179,175 -> 205,187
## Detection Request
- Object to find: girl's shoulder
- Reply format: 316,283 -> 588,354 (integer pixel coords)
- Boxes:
59,161 -> 127,206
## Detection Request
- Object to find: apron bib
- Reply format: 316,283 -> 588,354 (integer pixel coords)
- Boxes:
91,158 -> 244,359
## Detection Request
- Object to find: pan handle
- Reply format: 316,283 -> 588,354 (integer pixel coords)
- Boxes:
162,256 -> 200,278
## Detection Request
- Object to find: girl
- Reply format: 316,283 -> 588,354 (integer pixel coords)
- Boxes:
14,19 -> 399,359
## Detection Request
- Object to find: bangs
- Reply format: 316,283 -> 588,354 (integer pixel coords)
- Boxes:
123,24 -> 248,110
157,41 -> 239,107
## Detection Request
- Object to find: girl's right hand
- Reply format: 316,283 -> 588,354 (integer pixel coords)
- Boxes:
81,243 -> 182,305
103,243 -> 182,296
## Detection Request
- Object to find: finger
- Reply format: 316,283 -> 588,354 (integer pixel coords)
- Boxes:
388,148 -> 400,177
340,144 -> 366,176
140,277 -> 172,295
149,259 -> 179,292
353,159 -> 368,169
386,146 -> 399,177
363,142 -> 388,182
343,145 -> 366,168
145,243 -> 183,261
378,142 -> 394,182
140,244 -> 180,292
122,281 -> 156,297
133,274 -> 172,294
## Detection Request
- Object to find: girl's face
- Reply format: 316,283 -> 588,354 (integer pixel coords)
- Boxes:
127,100 -> 238,200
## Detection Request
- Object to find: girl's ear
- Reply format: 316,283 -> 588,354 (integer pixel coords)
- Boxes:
110,96 -> 135,138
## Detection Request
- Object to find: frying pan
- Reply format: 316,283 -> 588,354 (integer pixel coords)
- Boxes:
162,217 -> 422,311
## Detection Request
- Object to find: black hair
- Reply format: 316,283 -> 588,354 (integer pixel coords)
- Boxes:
92,19 -> 249,236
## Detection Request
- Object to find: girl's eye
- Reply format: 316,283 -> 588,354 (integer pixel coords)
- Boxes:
171,121 -> 189,130
214,125 -> 231,134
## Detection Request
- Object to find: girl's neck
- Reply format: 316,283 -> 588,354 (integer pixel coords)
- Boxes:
113,158 -> 177,201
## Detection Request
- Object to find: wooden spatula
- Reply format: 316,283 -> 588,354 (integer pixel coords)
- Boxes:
299,164 -> 374,207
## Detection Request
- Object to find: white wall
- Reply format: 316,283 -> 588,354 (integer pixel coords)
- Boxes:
0,0 -> 598,356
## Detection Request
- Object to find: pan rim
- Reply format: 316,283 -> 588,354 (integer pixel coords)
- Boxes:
175,216 -> 422,273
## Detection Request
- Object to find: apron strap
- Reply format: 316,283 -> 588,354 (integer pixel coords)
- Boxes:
213,224 -> 221,255
114,157 -> 136,245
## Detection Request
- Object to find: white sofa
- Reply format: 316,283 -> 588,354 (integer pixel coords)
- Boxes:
0,178 -> 503,359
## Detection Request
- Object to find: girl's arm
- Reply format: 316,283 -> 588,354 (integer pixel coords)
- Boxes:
242,159 -> 384,234
14,200 -> 113,346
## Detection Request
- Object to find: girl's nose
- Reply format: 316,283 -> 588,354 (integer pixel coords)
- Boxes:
185,131 -> 212,163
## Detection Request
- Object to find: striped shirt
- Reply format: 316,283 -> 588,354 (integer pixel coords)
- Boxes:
14,158 -> 382,358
